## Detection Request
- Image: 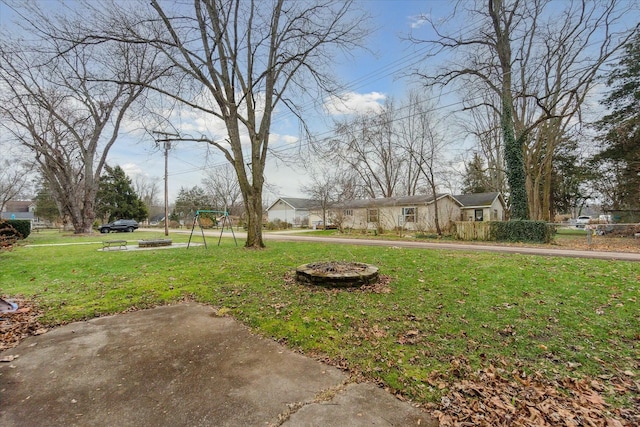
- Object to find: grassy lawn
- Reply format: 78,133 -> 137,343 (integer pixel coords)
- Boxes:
1,230 -> 638,415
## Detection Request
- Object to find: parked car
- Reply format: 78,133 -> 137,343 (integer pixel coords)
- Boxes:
575,216 -> 591,228
99,219 -> 139,233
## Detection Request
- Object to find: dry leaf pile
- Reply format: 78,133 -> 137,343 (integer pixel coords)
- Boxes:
0,296 -> 47,352
426,358 -> 639,426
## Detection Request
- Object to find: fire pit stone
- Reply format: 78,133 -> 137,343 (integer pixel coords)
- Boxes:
295,261 -> 379,288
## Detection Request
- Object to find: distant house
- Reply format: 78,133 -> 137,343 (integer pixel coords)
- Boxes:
1,200 -> 36,221
311,192 -> 506,232
453,192 -> 506,222
1,200 -> 46,228
266,198 -> 320,227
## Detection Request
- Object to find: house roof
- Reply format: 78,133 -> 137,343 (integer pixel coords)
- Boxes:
3,200 -> 34,213
267,198 -> 320,211
452,192 -> 502,208
337,193 -> 455,209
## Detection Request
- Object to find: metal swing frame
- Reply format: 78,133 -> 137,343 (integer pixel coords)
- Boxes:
187,210 -> 237,249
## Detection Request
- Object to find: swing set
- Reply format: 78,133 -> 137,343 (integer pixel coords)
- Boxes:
187,210 -> 237,249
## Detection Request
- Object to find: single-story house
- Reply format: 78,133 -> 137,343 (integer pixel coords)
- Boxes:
1,200 -> 36,221
310,192 -> 506,232
453,192 -> 506,222
266,197 -> 321,227
1,200 -> 50,228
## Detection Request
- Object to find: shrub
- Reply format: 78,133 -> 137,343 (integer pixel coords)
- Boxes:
265,219 -> 292,230
490,220 -> 556,243
0,220 -> 30,240
0,220 -> 30,250
199,217 -> 214,228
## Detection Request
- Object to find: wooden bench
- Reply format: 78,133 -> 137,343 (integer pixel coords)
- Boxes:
138,239 -> 172,248
103,240 -> 127,251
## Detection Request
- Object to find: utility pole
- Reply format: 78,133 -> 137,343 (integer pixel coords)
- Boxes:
153,132 -> 179,236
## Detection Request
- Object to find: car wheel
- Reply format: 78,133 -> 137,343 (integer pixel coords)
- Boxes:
127,227 -> 134,232
100,228 -> 109,233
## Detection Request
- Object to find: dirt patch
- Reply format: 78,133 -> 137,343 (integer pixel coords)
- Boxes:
553,235 -> 640,253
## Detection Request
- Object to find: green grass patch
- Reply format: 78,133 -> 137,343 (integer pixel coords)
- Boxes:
1,230 -> 638,409
556,227 -> 587,236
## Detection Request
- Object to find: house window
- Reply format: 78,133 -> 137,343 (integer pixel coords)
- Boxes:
475,209 -> 484,221
402,207 -> 416,223
343,209 -> 353,216
367,209 -> 378,223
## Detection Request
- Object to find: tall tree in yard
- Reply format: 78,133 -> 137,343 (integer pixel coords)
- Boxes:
202,165 -> 243,216
0,157 -> 34,213
0,3 -> 165,233
461,153 -> 491,194
328,104 -> 406,199
411,0 -> 637,220
84,0 -> 369,248
96,165 -> 148,223
592,31 -> 640,210
399,94 -> 449,236
174,186 -> 212,224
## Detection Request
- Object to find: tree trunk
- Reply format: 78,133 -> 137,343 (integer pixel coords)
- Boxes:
244,193 -> 264,248
490,0 -> 528,220
502,98 -> 529,219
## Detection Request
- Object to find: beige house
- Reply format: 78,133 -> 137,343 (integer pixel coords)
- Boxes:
453,192 -> 506,222
316,192 -> 506,232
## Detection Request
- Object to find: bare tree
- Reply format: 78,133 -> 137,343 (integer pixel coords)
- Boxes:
300,164 -> 360,232
82,0 -> 369,248
458,93 -> 507,195
0,158 -> 34,213
301,168 -> 334,231
396,91 -> 432,196
327,101 -> 407,198
133,175 -> 161,218
0,4 -> 165,233
412,0 -> 637,220
202,164 -> 243,216
398,95 -> 449,235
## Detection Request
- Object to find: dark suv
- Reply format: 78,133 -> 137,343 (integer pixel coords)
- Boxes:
99,219 -> 139,233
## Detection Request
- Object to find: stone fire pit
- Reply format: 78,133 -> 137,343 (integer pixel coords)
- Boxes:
295,261 -> 379,288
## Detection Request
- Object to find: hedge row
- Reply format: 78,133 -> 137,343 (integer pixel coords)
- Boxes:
0,220 -> 31,240
490,220 -> 556,243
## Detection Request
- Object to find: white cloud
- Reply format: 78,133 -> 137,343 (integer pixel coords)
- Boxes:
270,133 -> 298,145
323,91 -> 386,115
120,162 -> 145,177
409,14 -> 429,29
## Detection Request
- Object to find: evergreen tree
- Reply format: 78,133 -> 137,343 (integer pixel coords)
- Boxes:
34,181 -> 62,223
174,186 -> 212,223
461,153 -> 490,194
551,141 -> 593,217
96,165 -> 148,222
592,32 -> 640,210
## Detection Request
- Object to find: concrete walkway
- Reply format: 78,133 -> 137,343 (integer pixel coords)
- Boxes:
0,304 -> 436,427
